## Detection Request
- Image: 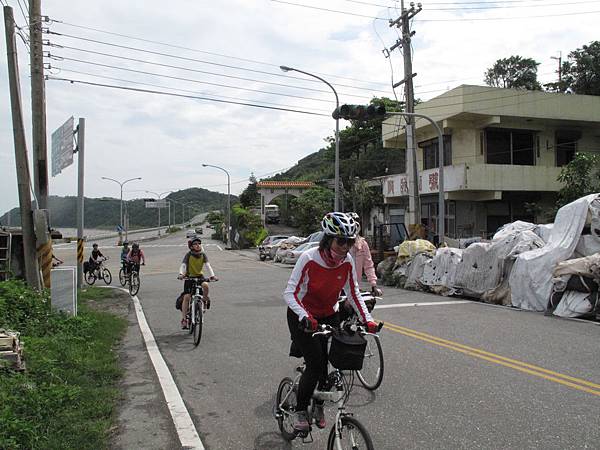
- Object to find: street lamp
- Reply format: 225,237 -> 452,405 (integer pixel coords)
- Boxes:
101,176 -> 142,243
280,65 -> 340,210
146,190 -> 172,235
202,164 -> 231,246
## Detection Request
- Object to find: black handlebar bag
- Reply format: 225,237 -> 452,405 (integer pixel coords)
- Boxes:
328,330 -> 367,370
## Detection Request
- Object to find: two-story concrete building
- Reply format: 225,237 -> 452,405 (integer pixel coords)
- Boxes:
379,85 -> 600,238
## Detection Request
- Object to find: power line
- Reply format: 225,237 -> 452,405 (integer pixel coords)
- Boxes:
49,67 -> 331,114
270,0 -> 600,21
45,75 -> 331,117
47,43 -> 379,98
342,0 -> 600,10
46,55 -> 352,104
50,20 -> 390,88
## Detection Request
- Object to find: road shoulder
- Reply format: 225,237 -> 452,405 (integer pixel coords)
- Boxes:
105,289 -> 180,450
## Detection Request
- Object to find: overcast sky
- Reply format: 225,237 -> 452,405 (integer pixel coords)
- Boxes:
1,0 -> 598,216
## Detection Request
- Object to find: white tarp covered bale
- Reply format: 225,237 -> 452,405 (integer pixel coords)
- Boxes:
420,247 -> 463,295
509,193 -> 600,311
404,253 -> 432,291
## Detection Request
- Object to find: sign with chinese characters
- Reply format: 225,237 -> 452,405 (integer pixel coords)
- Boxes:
51,117 -> 74,176
145,200 -> 168,208
383,164 -> 466,198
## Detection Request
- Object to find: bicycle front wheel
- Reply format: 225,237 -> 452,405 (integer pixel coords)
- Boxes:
118,268 -> 127,286
356,334 -> 384,390
275,377 -> 297,442
129,272 -> 140,296
327,416 -> 374,450
102,268 -> 112,285
193,300 -> 203,346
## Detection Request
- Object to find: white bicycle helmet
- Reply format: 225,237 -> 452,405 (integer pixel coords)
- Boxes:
321,212 -> 358,239
347,212 -> 361,231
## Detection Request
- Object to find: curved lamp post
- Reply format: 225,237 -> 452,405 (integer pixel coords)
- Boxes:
146,190 -> 172,235
101,176 -> 142,243
280,65 -> 340,210
202,164 -> 231,246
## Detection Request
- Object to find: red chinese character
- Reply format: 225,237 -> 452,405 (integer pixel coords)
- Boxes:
428,172 -> 439,191
387,180 -> 395,195
400,178 -> 408,194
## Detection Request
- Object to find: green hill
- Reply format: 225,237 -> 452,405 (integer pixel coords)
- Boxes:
0,188 -> 236,229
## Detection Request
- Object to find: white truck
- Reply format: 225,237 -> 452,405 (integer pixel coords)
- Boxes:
264,204 -> 280,224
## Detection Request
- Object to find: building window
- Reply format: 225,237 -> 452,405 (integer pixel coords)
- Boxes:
556,130 -> 580,166
421,201 -> 456,238
485,128 -> 535,166
420,135 -> 452,170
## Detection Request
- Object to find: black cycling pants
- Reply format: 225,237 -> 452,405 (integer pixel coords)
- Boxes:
286,308 -> 340,412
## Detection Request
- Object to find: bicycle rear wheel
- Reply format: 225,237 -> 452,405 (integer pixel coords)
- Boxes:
129,272 -> 140,296
327,416 -> 373,450
102,268 -> 112,285
118,268 -> 127,286
275,377 -> 297,441
193,300 -> 203,346
85,271 -> 96,285
356,334 -> 384,390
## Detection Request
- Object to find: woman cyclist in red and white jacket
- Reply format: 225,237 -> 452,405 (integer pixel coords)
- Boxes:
283,212 -> 379,433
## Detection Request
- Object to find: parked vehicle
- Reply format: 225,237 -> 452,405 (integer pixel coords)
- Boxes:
273,236 -> 305,262
281,241 -> 319,264
302,231 -> 324,244
186,229 -> 196,239
195,227 -> 203,235
258,235 -> 289,261
265,204 -> 280,224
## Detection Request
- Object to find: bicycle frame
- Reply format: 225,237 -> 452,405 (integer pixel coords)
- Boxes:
188,281 -> 207,327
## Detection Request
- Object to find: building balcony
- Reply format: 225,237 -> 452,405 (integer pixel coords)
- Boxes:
383,163 -> 563,202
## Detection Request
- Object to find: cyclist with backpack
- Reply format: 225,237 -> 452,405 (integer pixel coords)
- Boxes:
283,212 -> 379,433
177,237 -> 218,329
126,242 -> 145,274
88,243 -> 105,272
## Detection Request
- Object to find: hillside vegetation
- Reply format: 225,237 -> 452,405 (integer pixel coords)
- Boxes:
0,188 -> 235,229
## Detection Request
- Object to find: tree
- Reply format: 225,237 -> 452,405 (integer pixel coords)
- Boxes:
484,56 -> 542,90
291,187 -> 334,235
556,152 -> 600,208
239,173 -> 260,208
559,41 -> 600,96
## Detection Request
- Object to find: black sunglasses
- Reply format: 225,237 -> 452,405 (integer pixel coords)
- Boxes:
335,237 -> 356,246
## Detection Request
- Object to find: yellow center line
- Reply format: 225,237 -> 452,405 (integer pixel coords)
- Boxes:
381,321 -> 600,397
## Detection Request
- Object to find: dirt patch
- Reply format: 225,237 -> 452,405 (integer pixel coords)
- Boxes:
84,288 -> 131,318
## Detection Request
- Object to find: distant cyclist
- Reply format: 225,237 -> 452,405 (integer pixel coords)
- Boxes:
120,241 -> 130,272
283,212 -> 378,432
88,243 -> 105,272
126,242 -> 145,274
177,237 -> 218,329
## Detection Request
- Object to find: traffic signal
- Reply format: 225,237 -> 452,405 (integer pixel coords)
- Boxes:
332,104 -> 386,121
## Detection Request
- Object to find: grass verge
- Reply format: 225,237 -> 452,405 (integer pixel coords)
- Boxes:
0,280 -> 127,449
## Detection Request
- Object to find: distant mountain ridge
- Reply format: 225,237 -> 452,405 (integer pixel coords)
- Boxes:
0,187 -> 236,229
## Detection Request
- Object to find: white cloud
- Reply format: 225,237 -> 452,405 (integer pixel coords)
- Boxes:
1,0 -> 599,216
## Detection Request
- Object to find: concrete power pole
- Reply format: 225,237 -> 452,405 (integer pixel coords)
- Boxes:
4,6 -> 41,289
390,1 -> 422,227
29,0 -> 49,212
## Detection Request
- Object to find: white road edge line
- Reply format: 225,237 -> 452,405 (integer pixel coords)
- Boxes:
216,245 -> 223,251
376,300 -> 472,309
128,290 -> 205,450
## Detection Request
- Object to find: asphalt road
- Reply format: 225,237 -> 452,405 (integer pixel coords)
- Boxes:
55,229 -> 600,449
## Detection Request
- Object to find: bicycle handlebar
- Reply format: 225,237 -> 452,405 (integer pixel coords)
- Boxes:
310,321 -> 384,337
178,276 -> 217,282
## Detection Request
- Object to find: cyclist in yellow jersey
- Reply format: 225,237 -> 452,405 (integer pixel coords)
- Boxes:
177,236 -> 218,329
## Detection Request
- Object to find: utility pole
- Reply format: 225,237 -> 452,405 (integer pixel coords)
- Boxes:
75,119 -> 85,288
4,5 -> 41,289
29,0 -> 49,212
389,1 -> 422,228
551,52 -> 562,91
